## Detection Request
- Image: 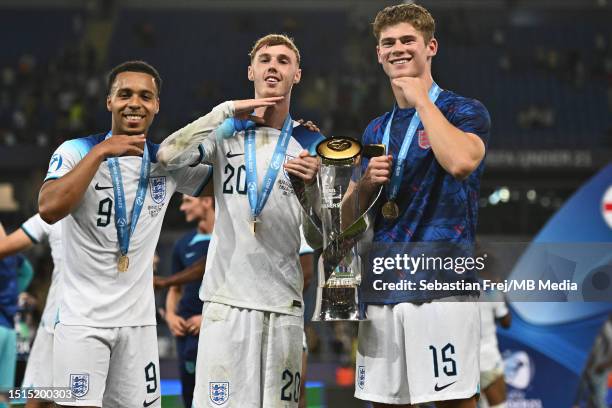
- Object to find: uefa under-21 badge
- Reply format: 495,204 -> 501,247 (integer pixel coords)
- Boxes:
48,153 -> 63,174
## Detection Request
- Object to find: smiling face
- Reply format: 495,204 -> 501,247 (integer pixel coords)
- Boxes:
106,71 -> 159,135
248,44 -> 301,98
376,22 -> 437,81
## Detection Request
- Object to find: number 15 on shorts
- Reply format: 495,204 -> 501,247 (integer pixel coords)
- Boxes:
429,343 -> 457,385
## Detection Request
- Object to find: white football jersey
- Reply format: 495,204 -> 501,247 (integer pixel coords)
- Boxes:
21,214 -> 62,333
164,102 -> 313,316
202,125 -> 309,316
479,290 -> 509,371
45,135 -> 211,327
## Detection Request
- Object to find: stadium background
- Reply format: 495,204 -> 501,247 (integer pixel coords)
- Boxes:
0,0 -> 611,406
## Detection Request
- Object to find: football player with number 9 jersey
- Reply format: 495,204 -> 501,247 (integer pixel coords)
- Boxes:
38,61 -> 213,408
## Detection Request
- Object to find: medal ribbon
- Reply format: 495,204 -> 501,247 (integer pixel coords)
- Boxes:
106,131 -> 151,256
381,83 -> 442,201
244,115 -> 294,220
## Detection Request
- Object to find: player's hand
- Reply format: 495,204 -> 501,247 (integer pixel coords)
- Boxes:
391,77 -> 429,108
18,292 -> 38,308
186,315 -> 202,335
233,97 -> 284,124
284,150 -> 320,185
297,119 -> 320,133
95,134 -> 146,158
153,276 -> 167,290
361,155 -> 393,192
166,312 -> 187,337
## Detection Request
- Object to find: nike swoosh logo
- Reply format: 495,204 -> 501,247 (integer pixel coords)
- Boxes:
226,151 -> 244,158
94,183 -> 113,190
434,381 -> 457,392
143,396 -> 160,407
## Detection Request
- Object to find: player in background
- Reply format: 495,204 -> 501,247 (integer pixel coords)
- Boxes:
164,194 -> 214,408
0,215 -> 62,408
348,4 -> 490,407
36,60 -> 219,408
0,222 -> 33,408
157,33 -> 322,407
479,292 -> 511,408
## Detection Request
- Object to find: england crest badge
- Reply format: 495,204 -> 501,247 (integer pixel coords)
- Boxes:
149,176 -> 167,204
70,373 -> 89,397
418,130 -> 431,149
209,382 -> 229,405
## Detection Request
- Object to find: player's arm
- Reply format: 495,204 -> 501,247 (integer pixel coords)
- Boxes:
155,257 -> 206,288
340,155 -> 391,228
165,285 -> 187,337
497,312 -> 512,329
393,77 -> 486,180
495,301 -> 512,329
157,97 -> 283,169
0,213 -> 52,259
416,100 -> 484,179
38,135 -> 146,224
0,227 -> 34,259
300,252 -> 314,290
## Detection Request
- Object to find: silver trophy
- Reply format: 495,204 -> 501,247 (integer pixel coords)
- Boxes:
296,137 -> 384,321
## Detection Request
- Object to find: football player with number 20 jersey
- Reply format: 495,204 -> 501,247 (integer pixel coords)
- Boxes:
158,34 -> 322,407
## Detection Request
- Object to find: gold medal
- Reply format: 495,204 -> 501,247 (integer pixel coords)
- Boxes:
381,201 -> 399,220
118,255 -> 129,272
250,216 -> 261,235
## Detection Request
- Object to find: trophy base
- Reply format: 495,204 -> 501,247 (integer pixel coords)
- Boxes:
311,286 -> 366,321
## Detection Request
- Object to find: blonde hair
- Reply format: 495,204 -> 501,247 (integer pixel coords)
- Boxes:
248,34 -> 301,64
372,3 -> 435,43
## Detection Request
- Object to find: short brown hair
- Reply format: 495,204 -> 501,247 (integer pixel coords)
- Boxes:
248,34 -> 301,65
372,3 -> 435,43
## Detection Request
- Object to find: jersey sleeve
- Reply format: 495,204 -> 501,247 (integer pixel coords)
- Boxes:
44,138 -> 91,181
451,98 -> 491,146
170,164 -> 213,197
20,214 -> 52,244
157,101 -> 234,169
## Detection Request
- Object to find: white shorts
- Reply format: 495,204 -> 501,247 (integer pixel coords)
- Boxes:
193,302 -> 304,408
22,326 -> 54,390
53,324 -> 161,407
355,300 -> 481,405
